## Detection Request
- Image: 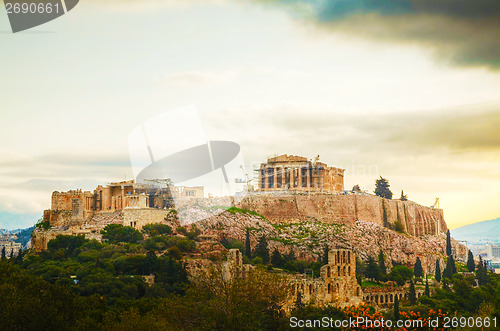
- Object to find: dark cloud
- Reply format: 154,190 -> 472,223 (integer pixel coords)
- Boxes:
213,103 -> 500,159
259,0 -> 500,68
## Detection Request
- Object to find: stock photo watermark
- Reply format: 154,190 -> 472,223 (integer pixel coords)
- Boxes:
3,0 -> 79,32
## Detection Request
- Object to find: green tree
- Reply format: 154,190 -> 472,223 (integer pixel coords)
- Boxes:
374,176 -> 393,199
442,256 -> 457,282
395,204 -> 405,233
253,235 -> 270,264
101,224 -> 143,244
378,249 -> 386,277
414,257 -> 423,278
408,279 -> 417,304
14,249 -> 24,265
446,230 -> 452,256
1,246 -> 5,260
295,291 -> 304,311
435,259 -> 441,283
286,247 -> 296,261
271,248 -> 283,268
141,223 -> 172,237
394,220 -> 405,233
476,257 -> 489,286
424,278 -> 430,297
47,235 -> 87,258
467,250 -> 475,272
400,190 -> 408,201
387,265 -> 413,286
161,265 -> 290,330
365,255 -> 381,281
244,228 -> 251,259
186,225 -> 201,240
394,295 -> 400,319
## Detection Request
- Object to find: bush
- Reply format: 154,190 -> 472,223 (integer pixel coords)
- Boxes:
101,224 -> 143,244
142,224 -> 172,237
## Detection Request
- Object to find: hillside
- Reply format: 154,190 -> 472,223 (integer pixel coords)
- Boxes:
193,207 -> 450,275
451,218 -> 500,245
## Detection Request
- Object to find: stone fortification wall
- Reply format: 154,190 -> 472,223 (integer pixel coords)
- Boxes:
238,194 -> 447,236
123,208 -> 180,230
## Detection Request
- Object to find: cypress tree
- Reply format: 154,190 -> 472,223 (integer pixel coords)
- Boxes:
467,250 -> 475,272
286,247 -> 296,261
9,249 -> 14,259
1,247 -> 5,260
15,249 -> 23,264
244,228 -> 251,259
378,249 -> 386,277
442,256 -> 457,281
446,230 -> 452,256
375,176 -> 393,199
477,257 -> 489,286
435,259 -> 441,283
295,291 -> 304,311
271,248 -> 283,268
366,255 -> 381,281
400,190 -> 408,201
414,257 -> 423,278
254,234 -> 270,264
408,279 -> 417,305
394,295 -> 400,319
424,279 -> 430,297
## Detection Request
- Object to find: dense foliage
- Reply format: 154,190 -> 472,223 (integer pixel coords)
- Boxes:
374,176 -> 393,199
1,224 -> 499,330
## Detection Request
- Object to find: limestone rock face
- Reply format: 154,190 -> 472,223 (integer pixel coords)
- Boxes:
237,194 -> 447,236
193,208 -> 452,275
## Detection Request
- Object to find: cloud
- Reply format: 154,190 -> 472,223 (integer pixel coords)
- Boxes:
161,70 -> 240,87
0,151 -> 133,226
159,67 -> 306,88
205,102 -> 500,184
256,0 -> 500,69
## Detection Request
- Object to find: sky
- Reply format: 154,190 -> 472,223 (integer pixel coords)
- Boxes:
1,0 -> 500,230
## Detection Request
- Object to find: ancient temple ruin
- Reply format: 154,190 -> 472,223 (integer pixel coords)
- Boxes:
287,248 -> 363,310
258,155 -> 344,193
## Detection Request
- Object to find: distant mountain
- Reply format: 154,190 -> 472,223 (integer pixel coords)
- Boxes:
12,226 -> 35,248
451,218 -> 500,245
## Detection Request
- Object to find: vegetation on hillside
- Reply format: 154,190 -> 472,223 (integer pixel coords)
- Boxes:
1,222 -> 499,330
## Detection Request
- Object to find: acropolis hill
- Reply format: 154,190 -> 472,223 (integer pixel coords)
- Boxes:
31,154 -> 461,274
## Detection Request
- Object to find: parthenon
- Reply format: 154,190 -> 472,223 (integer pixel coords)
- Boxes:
259,154 -> 344,193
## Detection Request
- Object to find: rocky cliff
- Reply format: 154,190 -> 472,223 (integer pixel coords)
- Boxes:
237,194 -> 447,236
192,206 -> 464,275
